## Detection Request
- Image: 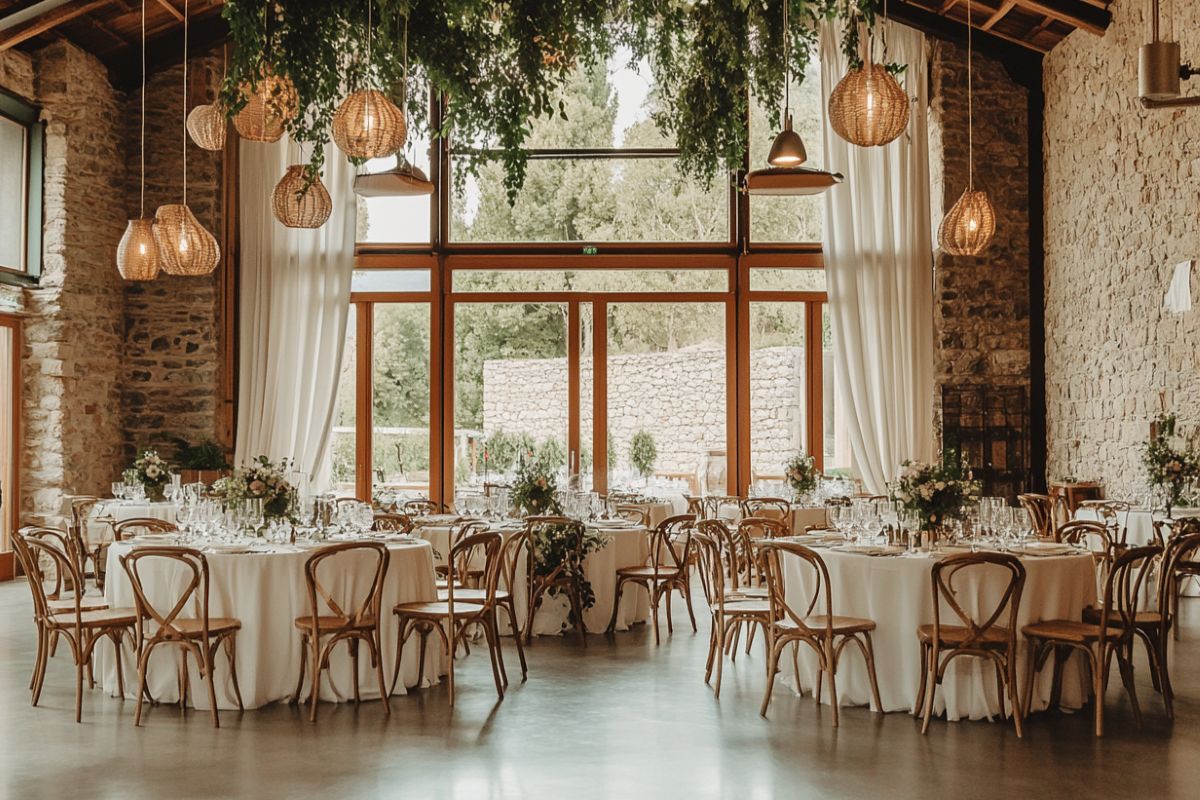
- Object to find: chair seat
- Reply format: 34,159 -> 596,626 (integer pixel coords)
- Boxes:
1022,619 -> 1111,643
437,588 -> 511,603
294,614 -> 377,633
720,598 -> 772,615
725,586 -> 767,600
151,617 -> 242,637
394,601 -> 488,620
779,615 -> 875,635
48,596 -> 109,614
48,607 -> 137,629
617,566 -> 682,579
917,624 -> 1011,647
1080,607 -> 1161,628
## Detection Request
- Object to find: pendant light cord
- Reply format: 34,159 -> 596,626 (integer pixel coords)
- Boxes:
967,0 -> 974,192
140,0 -> 146,217
782,0 -> 790,127
182,0 -> 188,204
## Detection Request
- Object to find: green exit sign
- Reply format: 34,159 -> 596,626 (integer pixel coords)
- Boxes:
582,246 -> 598,255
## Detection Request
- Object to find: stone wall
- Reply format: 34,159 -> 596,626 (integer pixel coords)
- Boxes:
481,346 -> 805,478
1043,0 -> 1200,496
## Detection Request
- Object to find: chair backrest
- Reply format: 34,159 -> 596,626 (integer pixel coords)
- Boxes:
404,498 -> 446,517
372,512 -> 412,533
689,529 -> 726,610
739,497 -> 790,526
445,530 -> 503,612
758,540 -> 832,638
1096,545 -> 1163,643
69,496 -> 100,547
649,514 -> 695,574
1077,500 -> 1130,545
113,517 -> 178,541
613,504 -> 649,527
1018,494 -> 1054,538
704,496 -> 739,521
14,530 -> 84,623
302,541 -> 390,627
120,546 -> 213,641
929,552 -> 1026,650
683,495 -> 705,518
696,518 -> 737,587
1161,529 -> 1200,618
1055,519 -> 1112,552
16,526 -> 78,599
738,515 -> 789,540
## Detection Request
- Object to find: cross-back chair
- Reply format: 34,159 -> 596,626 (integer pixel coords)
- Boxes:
291,541 -> 391,722
120,546 -> 244,727
740,497 -> 791,530
613,504 -> 650,527
113,517 -> 178,541
1018,494 -> 1055,539
916,552 -> 1027,737
606,514 -> 697,644
525,516 -> 591,646
404,498 -> 448,517
371,512 -> 413,533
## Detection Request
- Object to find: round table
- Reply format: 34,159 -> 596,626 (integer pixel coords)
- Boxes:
717,502 -> 827,534
413,521 -> 654,636
89,500 -> 179,543
781,545 -> 1097,720
97,538 -> 442,710
1074,506 -> 1200,546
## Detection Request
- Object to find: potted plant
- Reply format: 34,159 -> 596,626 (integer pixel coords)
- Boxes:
172,437 -> 231,486
629,430 -> 657,484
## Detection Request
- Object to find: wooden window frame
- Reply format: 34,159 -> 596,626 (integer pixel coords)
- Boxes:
0,313 -> 20,575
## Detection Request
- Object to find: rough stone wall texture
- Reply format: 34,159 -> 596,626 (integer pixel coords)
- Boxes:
121,56 -> 224,462
481,347 -> 805,478
929,40 -> 1032,410
1043,0 -> 1200,497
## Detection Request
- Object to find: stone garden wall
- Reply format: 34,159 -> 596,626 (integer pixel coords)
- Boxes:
482,346 -> 805,478
1043,0 -> 1200,497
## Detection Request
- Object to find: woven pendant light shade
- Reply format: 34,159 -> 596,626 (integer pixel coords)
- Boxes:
829,64 -> 910,147
187,102 -> 226,151
938,189 -> 996,256
233,70 -> 298,143
272,165 -> 333,228
332,89 -> 407,159
117,218 -> 161,281
153,204 -> 220,275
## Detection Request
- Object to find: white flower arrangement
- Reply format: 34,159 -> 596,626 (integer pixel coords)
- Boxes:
212,456 -> 298,518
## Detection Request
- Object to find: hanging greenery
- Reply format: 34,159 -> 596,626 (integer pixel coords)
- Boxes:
219,1 -> 897,199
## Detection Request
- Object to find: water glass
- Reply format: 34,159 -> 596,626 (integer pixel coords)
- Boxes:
112,482 -> 125,500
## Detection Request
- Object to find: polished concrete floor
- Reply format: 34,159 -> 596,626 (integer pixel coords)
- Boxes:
3,579 -> 1200,800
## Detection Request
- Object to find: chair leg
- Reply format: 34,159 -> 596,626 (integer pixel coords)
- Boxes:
712,617 -> 726,699
292,635 -> 308,705
664,581 -> 674,635
790,640 -> 801,696
389,619 -> 409,696
994,660 -> 1007,720
650,583 -> 661,646
606,578 -> 626,635
503,599 -> 528,681
861,634 -> 883,714
224,635 -> 244,712
1160,624 -> 1176,719
1007,653 -> 1024,738
682,579 -> 697,633
112,632 -> 126,699
570,588 -> 588,648
826,642 -> 840,728
372,632 -> 391,716
483,618 -> 505,700
133,644 -> 152,727
920,650 -> 938,735
1091,648 -> 1105,737
491,614 -> 510,688
914,642 -> 928,717
72,637 -> 84,724
202,646 -> 221,729
1116,643 -> 1143,730
350,638 -> 361,705
745,622 -> 757,655
308,638 -> 323,723
759,638 -> 786,717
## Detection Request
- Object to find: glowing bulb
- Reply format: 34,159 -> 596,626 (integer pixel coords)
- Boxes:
967,217 -> 979,232
179,234 -> 189,253
138,242 -> 147,255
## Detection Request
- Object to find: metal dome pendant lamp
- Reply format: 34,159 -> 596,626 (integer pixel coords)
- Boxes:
746,0 -> 843,196
117,0 -> 160,281
828,2 -> 910,148
332,2 -> 407,160
937,0 -> 996,256
154,0 -> 220,276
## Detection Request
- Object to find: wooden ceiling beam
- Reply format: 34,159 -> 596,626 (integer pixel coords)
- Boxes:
1012,0 -> 1109,35
982,0 -> 1017,30
154,0 -> 184,23
108,10 -> 228,88
0,0 -> 112,50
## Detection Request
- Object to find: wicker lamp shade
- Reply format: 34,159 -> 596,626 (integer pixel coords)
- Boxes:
186,102 -> 226,151
233,70 -> 298,143
272,165 -> 333,228
153,204 -> 220,275
116,218 -> 161,281
938,188 -> 996,256
332,89 -> 406,159
829,64 -> 910,147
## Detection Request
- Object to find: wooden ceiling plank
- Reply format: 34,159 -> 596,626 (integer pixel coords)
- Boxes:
1011,0 -> 1110,35
0,0 -> 112,50
982,0 -> 1017,30
153,0 -> 183,22
939,0 -> 961,12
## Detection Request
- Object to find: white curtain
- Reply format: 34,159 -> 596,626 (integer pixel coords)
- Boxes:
235,138 -> 356,492
820,21 -> 935,493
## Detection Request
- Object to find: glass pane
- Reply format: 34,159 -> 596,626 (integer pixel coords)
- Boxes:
749,302 -> 807,489
452,269 -> 727,293
356,132 -> 432,243
0,116 -> 27,270
451,156 -> 728,243
822,304 -> 851,474
331,305 -> 357,494
749,58 -> 825,243
580,304 -> 594,489
607,301 -> 727,499
454,303 -> 568,492
372,304 -> 432,496
750,268 -> 826,292
352,269 -> 431,293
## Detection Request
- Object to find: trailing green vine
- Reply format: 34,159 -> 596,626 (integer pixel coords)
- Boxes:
219,1 -> 899,199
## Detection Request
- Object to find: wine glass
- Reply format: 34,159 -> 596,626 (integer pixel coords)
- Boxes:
112,482 -> 125,501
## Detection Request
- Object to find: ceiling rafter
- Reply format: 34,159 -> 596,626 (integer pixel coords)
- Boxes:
0,0 -> 112,51
1012,0 -> 1109,36
982,0 -> 1017,30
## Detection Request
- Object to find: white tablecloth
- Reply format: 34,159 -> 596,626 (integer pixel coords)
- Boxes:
414,523 -> 653,636
1074,506 -> 1200,546
782,547 -> 1097,720
88,501 -> 179,544
97,539 -> 442,710
717,503 -> 827,534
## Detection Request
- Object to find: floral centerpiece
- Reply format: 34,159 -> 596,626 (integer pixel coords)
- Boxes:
510,457 -> 606,613
784,452 -> 818,504
890,455 -> 980,536
131,449 -> 171,502
1141,413 -> 1199,515
212,456 -> 298,519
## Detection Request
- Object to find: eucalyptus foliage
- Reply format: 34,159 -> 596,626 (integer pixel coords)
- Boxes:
221,0 -> 895,198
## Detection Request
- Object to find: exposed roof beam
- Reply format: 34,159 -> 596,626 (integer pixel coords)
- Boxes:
154,0 -> 184,22
0,0 -> 73,31
108,10 -> 228,88
1012,0 -> 1110,35
0,0 -> 112,50
939,0 -> 960,11
982,0 -> 1017,30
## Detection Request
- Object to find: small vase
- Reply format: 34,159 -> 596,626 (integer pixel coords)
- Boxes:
145,485 -> 166,503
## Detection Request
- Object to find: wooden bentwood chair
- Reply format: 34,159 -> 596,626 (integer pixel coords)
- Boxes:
292,542 -> 391,722
916,552 -> 1027,737
371,512 -> 413,533
13,531 -> 137,723
523,516 -> 591,646
113,517 -> 179,540
606,514 -> 697,644
758,540 -> 882,726
1022,544 -> 1161,737
392,531 -> 507,706
121,546 -> 244,727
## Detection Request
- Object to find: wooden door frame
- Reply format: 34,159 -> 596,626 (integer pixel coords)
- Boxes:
0,313 -> 20,579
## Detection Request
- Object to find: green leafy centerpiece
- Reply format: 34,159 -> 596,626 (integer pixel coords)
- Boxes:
131,449 -> 171,502
1142,413 -> 1199,515
890,455 -> 979,537
784,452 -> 818,504
212,456 -> 298,519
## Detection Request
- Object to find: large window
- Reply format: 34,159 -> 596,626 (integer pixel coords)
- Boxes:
339,44 -> 843,503
0,90 -> 42,281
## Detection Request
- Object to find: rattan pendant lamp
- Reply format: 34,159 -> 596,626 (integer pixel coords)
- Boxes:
154,0 -> 220,276
333,2 -> 406,160
187,48 -> 227,151
828,1 -> 910,148
937,0 -> 996,256
117,0 -> 159,281
746,0 -> 842,196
